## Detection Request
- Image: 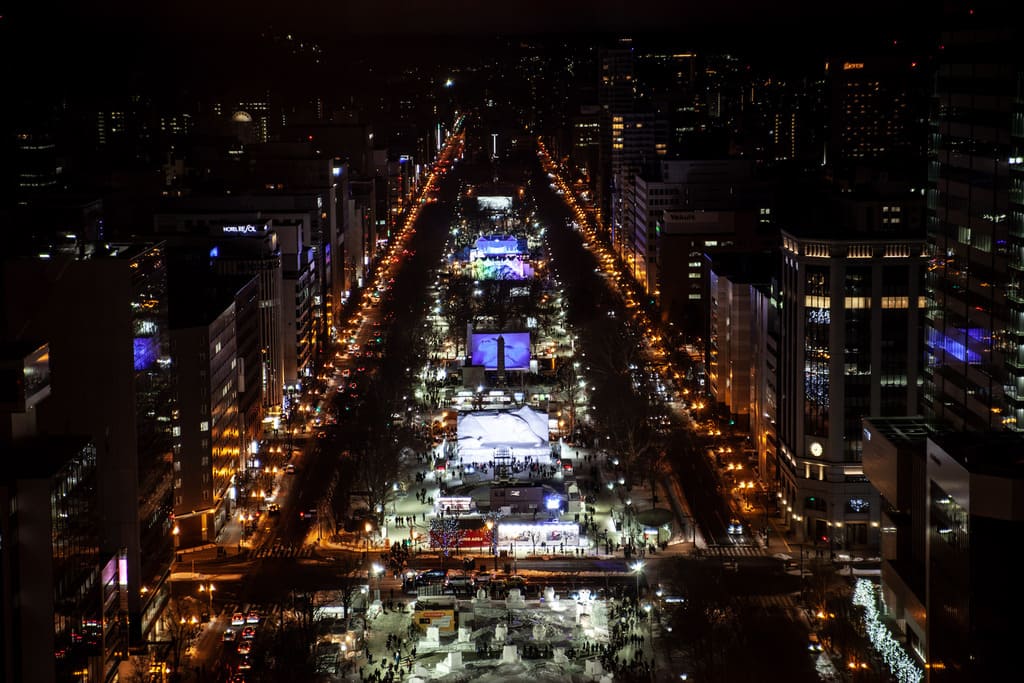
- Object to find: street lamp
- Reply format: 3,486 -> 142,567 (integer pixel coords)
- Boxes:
485,519 -> 498,571
631,560 -> 645,602
643,602 -> 655,673
198,583 -> 215,617
364,521 -> 373,560
370,563 -> 384,603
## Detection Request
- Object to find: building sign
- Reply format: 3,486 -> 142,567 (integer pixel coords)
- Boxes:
222,224 -> 263,235
843,62 -> 864,70
414,609 -> 455,633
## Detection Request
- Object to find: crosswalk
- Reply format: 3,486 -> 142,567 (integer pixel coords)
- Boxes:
251,544 -> 318,559
740,593 -> 799,611
702,544 -> 766,558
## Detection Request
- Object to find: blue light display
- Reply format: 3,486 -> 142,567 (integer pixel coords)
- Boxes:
133,336 -> 159,371
928,328 -> 982,364
471,332 -> 531,370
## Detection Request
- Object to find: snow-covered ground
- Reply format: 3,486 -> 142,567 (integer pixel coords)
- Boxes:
342,589 -> 653,683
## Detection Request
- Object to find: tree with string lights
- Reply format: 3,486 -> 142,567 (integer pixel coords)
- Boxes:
429,514 -> 466,570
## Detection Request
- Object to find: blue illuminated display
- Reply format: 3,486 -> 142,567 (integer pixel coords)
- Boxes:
133,336 -> 159,371
928,328 -> 982,364
471,332 -> 531,370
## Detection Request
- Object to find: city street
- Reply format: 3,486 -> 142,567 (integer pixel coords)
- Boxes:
168,139 -> 825,683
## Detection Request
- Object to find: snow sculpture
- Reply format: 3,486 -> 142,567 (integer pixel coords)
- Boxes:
501,644 -> 519,663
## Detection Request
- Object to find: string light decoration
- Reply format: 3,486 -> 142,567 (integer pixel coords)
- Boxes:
852,578 -> 923,683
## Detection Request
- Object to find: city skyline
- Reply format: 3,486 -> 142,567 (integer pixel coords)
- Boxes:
3,2 -> 1020,681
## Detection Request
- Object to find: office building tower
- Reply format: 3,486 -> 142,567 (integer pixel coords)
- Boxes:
154,214 -> 289,409
610,112 -> 668,260
923,25 -> 1021,431
2,242 -> 174,645
827,56 -> 926,172
706,254 -> 775,432
0,436 -> 123,683
167,273 -> 257,547
862,419 -> 1024,680
777,228 -> 926,548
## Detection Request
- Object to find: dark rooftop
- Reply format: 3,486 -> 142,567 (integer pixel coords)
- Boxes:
2,435 -> 93,482
930,431 -> 1024,479
863,416 -> 940,448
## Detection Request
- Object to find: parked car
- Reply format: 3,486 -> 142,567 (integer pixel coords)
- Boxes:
446,572 -> 473,591
415,569 -> 448,586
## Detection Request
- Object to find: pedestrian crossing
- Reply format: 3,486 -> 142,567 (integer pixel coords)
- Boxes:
251,543 -> 318,559
740,593 -> 798,611
702,544 -> 767,558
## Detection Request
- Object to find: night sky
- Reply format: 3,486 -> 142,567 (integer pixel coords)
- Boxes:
3,0 -> 936,99
11,1 -> 929,38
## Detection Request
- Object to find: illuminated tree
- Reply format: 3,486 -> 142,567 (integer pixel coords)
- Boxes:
429,515 -> 466,570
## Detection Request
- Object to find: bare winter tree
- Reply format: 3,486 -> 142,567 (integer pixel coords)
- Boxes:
161,595 -> 201,677
334,556 -> 369,626
443,277 -> 475,357
660,558 -> 741,682
352,437 -> 401,529
554,356 -> 583,438
586,316 -> 661,488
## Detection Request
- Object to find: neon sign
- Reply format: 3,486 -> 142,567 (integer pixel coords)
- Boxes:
222,224 -> 262,235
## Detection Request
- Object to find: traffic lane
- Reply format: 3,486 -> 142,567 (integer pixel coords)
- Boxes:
669,429 -> 737,546
536,165 -> 739,549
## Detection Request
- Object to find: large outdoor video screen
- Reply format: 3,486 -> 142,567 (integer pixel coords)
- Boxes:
470,332 -> 530,370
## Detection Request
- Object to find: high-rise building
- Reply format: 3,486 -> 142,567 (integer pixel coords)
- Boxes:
777,228 -> 927,548
2,242 -> 174,645
706,253 -> 775,432
0,436 -> 122,683
610,112 -> 668,259
2,340 -> 135,683
923,24 -> 1021,432
597,43 -> 636,236
167,273 -> 256,547
862,419 -> 1024,680
826,56 -> 926,171
154,213 -> 291,410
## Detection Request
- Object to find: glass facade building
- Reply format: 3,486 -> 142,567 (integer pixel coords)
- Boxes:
923,27 -> 1022,432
